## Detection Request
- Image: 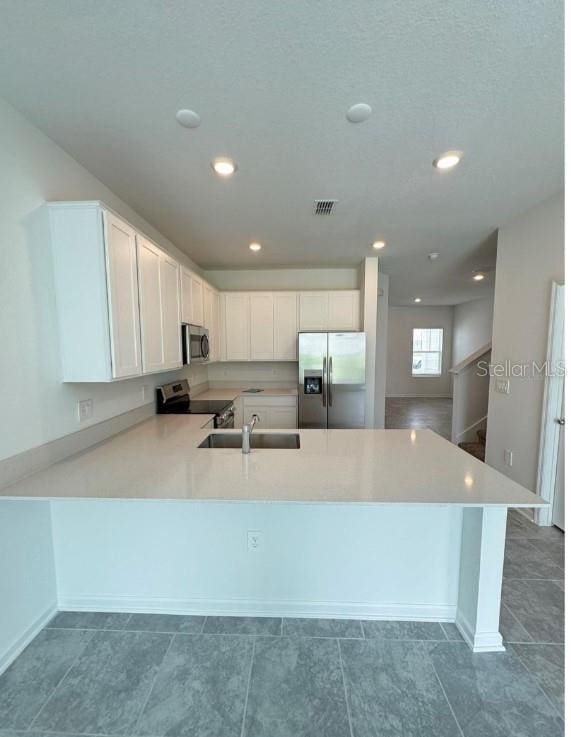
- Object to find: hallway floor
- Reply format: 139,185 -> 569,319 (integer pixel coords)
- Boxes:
385,396 -> 453,440
0,512 -> 563,737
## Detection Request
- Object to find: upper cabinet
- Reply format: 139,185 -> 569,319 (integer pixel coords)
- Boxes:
250,293 -> 275,360
48,203 -> 143,382
180,267 -> 204,326
47,201 -> 184,382
273,293 -> 298,360
136,236 -> 182,374
223,293 -> 251,360
299,290 -> 360,331
203,282 -> 220,362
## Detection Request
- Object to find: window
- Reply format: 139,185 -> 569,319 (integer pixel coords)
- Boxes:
412,328 -> 443,376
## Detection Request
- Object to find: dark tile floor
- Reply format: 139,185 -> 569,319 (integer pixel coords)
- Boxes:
0,511 -> 564,736
385,396 -> 453,439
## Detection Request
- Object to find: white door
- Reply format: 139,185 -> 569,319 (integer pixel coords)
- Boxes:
160,253 -> 182,369
299,292 -> 329,330
191,275 -> 204,326
137,236 -> 164,373
553,392 -> 565,530
225,293 -> 250,360
180,267 -> 193,324
328,290 -> 360,330
250,293 -> 275,360
103,212 -> 142,379
274,293 -> 298,360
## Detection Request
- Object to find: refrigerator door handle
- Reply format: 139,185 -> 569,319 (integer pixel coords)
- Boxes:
328,357 -> 333,406
322,357 -> 327,407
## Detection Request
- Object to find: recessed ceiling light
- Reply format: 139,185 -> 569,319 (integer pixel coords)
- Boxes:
428,252 -> 440,261
249,242 -> 261,252
372,241 -> 385,250
433,150 -> 463,170
175,109 -> 201,128
211,158 -> 237,177
346,103 -> 372,123
414,297 -> 422,303
473,273 -> 485,281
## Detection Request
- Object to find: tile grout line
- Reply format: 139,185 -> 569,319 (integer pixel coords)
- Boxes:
359,620 -> 365,639
280,617 -> 284,636
501,601 -> 535,644
427,653 -> 466,737
27,628 -> 97,731
131,633 -> 176,735
199,616 -> 207,634
508,644 -> 564,721
239,637 -> 257,737
336,638 -> 355,737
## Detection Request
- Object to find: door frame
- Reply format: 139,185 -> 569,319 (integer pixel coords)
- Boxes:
535,282 -> 565,527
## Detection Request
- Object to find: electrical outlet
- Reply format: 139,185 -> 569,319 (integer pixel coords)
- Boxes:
504,449 -> 513,467
77,399 -> 93,422
495,378 -> 510,395
247,530 -> 263,553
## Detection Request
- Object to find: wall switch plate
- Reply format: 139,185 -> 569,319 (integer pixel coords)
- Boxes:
77,399 -> 93,422
495,378 -> 510,395
247,530 -> 263,553
504,449 -> 513,467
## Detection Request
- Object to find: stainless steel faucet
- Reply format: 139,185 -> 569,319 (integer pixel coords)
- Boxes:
242,414 -> 260,454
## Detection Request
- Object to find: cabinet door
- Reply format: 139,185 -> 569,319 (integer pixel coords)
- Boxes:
137,236 -> 164,373
224,293 -> 250,360
180,267 -> 193,324
273,293 -> 298,360
250,293 -> 275,360
328,290 -> 360,330
269,406 -> 298,429
160,253 -> 182,369
103,212 -> 142,379
191,275 -> 204,326
298,292 -> 329,330
211,290 -> 220,362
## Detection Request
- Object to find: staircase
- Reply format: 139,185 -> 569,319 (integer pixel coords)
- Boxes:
459,429 -> 486,462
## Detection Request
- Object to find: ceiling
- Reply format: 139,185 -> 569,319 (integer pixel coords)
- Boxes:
0,1 -> 563,305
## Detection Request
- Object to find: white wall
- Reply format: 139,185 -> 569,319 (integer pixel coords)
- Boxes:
452,297 -> 494,366
486,192 -> 564,492
0,97 -> 206,462
204,268 -> 359,291
0,502 -> 57,672
386,306 -> 453,397
207,361 -> 297,388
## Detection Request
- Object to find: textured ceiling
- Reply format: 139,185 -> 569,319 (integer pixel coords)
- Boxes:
0,1 -> 563,304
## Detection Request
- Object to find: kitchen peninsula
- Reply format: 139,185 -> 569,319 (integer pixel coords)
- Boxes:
0,418 -> 545,656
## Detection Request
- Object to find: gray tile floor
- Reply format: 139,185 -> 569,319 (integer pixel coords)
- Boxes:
0,511 -> 564,736
385,396 -> 453,439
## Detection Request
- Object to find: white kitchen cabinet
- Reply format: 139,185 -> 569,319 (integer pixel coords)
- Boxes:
103,211 -> 143,379
250,293 -> 275,360
203,283 -> 220,362
242,395 -> 298,429
180,266 -> 204,326
299,290 -> 360,331
328,290 -> 360,330
273,293 -> 298,360
47,202 -> 143,382
298,292 -> 329,331
224,293 -> 251,360
137,235 -> 182,373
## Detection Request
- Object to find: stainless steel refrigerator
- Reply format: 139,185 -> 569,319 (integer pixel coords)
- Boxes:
298,332 -> 366,429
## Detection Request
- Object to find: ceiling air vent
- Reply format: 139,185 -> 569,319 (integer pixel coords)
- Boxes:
314,199 -> 338,215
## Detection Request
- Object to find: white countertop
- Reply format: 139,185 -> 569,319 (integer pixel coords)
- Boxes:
0,416 -> 545,507
194,387 -> 297,401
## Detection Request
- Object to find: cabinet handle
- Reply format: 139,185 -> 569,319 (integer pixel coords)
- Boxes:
322,357 -> 327,407
329,357 -> 333,406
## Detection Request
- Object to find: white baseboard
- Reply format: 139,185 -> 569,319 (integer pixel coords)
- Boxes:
455,610 -> 505,653
0,601 -> 58,675
58,595 -> 456,622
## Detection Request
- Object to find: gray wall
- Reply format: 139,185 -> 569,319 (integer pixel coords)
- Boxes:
204,268 -> 359,291
486,192 -> 564,492
386,306 -> 453,397
452,297 -> 494,366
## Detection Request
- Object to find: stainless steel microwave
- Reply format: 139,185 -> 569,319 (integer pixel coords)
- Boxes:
182,324 -> 209,364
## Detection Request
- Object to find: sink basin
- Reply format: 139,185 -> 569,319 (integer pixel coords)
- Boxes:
198,433 -> 300,449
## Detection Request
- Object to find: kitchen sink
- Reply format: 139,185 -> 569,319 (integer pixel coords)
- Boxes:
198,433 -> 300,449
